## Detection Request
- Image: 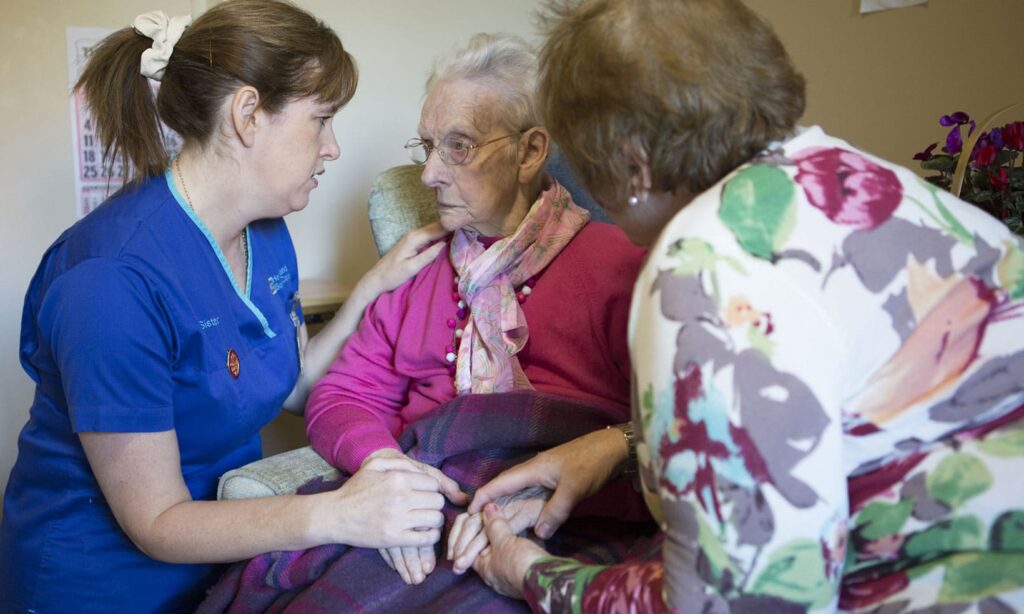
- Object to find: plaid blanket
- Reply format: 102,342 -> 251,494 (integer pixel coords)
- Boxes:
198,391 -> 656,613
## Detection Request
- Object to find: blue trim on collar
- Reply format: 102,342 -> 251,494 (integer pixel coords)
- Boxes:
164,169 -> 276,339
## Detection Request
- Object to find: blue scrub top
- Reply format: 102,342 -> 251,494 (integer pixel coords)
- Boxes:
0,172 -> 303,612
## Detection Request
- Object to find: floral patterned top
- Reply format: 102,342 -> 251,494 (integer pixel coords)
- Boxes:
522,126 -> 1024,613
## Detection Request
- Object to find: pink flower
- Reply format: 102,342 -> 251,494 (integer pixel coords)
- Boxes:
792,147 -> 903,230
974,144 -> 998,166
1004,121 -> 1024,151
991,167 -> 1009,192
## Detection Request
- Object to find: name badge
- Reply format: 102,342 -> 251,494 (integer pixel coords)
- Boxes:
226,348 -> 240,379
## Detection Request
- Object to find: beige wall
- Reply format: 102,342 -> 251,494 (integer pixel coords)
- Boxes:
2,0 -> 1023,501
745,0 -> 1024,164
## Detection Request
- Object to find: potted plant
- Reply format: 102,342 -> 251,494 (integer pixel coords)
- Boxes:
914,111 -> 1024,236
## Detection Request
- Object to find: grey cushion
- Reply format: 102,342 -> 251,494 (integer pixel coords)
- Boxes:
367,165 -> 438,257
217,445 -> 338,500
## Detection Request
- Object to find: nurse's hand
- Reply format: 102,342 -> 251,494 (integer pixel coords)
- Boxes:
323,455 -> 450,550
358,448 -> 468,584
360,447 -> 468,506
287,223 -> 449,413
358,222 -> 447,297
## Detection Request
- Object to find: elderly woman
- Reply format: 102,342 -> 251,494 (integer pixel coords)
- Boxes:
465,0 -> 1024,612
304,33 -> 645,587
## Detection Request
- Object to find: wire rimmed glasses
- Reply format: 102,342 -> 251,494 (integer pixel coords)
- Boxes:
404,130 -> 528,166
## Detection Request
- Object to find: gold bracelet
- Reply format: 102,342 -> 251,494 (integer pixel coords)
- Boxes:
607,421 -> 637,477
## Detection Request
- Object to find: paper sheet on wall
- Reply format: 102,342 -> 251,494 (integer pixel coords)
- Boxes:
66,27 -> 182,218
860,0 -> 927,14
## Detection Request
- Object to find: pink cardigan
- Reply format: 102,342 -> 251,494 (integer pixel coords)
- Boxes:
306,222 -> 645,473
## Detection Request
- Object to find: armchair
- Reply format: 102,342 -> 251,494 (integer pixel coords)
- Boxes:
217,149 -> 608,500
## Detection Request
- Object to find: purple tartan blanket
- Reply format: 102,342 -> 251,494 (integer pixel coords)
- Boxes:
198,391 -> 655,613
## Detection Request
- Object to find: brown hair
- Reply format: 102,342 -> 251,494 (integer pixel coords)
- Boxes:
537,0 -> 805,207
75,0 -> 357,185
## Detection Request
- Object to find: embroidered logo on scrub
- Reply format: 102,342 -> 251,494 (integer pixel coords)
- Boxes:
226,348 -> 240,379
199,317 -> 220,329
267,266 -> 292,295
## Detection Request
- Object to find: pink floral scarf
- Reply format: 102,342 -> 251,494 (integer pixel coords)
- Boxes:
449,178 -> 589,394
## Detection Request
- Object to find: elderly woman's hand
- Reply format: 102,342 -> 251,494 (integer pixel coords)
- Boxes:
472,504 -> 549,600
360,448 -> 468,585
447,486 -> 550,574
469,426 -> 628,539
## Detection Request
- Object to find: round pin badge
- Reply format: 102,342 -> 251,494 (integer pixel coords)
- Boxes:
226,348 -> 240,379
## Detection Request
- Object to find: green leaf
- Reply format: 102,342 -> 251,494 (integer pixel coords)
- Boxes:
666,238 -> 714,275
906,556 -> 946,581
926,452 -> 993,509
666,238 -> 748,281
996,241 -> 1024,301
696,508 -> 739,584
747,327 -> 774,359
855,500 -> 913,541
995,149 -> 1018,165
529,556 -> 606,610
920,154 -> 956,172
750,539 -> 835,609
641,382 -> 655,433
904,516 -> 984,560
978,426 -> 1024,457
990,510 -> 1024,551
932,191 -> 975,244
719,165 -> 796,260
938,553 -> 1024,602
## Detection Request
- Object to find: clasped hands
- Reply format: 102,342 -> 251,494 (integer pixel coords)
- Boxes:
355,448 -> 550,587
359,426 -> 628,598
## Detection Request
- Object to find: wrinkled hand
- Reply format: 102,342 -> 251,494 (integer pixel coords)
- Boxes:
362,222 -> 447,296
448,486 -> 549,574
469,427 -> 627,539
378,544 -> 435,585
472,504 -> 549,600
360,449 -> 468,584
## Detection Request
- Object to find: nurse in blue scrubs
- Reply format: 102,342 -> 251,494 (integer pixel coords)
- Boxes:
0,2 -> 466,612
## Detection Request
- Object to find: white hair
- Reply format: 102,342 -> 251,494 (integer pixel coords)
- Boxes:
426,33 -> 540,131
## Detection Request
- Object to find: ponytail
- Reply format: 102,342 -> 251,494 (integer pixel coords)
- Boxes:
73,1 -> 357,188
75,28 -> 169,185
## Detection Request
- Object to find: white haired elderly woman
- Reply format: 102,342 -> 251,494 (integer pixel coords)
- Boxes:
303,32 -> 646,586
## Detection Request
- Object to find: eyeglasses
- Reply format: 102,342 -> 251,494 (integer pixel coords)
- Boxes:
404,130 -> 527,166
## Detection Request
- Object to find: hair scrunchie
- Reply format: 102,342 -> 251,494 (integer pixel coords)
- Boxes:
133,11 -> 191,81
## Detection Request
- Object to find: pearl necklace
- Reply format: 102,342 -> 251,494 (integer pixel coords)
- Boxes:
444,275 -> 537,375
174,158 -> 248,273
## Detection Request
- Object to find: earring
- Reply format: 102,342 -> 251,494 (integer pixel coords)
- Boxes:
628,195 -> 640,207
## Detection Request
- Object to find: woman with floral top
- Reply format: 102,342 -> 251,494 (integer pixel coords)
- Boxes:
459,0 -> 1024,611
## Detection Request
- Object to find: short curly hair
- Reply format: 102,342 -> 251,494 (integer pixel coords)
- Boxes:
538,0 -> 805,209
